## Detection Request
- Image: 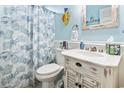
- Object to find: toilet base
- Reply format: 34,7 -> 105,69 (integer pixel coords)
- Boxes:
36,66 -> 64,88
42,81 -> 54,88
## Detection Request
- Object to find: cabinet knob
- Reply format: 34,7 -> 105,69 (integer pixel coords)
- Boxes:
75,83 -> 78,86
75,62 -> 82,67
78,84 -> 81,88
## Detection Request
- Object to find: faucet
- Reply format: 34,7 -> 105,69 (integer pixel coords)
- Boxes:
91,46 -> 97,52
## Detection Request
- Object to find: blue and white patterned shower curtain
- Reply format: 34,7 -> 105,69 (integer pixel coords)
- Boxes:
32,6 -> 55,70
0,5 -> 55,87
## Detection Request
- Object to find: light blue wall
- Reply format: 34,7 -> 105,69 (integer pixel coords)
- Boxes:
55,6 -> 82,40
55,5 -> 124,42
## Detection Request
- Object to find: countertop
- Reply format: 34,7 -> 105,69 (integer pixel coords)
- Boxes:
62,49 -> 122,67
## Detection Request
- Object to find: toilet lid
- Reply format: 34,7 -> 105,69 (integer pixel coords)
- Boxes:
36,63 -> 61,75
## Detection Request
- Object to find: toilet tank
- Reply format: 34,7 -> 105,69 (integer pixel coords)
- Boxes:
55,48 -> 65,66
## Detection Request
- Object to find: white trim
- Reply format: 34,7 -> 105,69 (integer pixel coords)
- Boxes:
55,40 -> 124,47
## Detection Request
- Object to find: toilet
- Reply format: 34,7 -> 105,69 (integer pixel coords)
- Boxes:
35,48 -> 64,88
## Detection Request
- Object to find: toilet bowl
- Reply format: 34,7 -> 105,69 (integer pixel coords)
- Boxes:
36,63 -> 64,88
35,48 -> 65,88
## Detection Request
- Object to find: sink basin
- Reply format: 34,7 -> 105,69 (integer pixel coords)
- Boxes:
78,51 -> 104,57
70,49 -> 104,57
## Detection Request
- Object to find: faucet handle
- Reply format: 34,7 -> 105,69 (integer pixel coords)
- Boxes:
98,49 -> 103,53
91,46 -> 97,52
101,49 -> 103,52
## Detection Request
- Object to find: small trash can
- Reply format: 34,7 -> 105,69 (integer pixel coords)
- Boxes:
56,79 -> 64,88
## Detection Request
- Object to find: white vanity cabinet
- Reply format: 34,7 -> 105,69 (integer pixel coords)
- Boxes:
64,57 -> 119,88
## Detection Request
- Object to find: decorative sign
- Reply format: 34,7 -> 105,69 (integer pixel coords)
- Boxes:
62,8 -> 70,26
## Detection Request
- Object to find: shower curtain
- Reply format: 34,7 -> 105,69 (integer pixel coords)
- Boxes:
32,6 -> 55,70
0,5 -> 55,87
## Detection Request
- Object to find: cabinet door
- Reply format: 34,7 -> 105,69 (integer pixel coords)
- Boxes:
64,67 -> 77,88
83,75 -> 101,88
64,57 -> 101,88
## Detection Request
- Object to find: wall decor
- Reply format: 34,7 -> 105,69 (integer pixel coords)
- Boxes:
61,8 -> 70,26
82,5 -> 119,30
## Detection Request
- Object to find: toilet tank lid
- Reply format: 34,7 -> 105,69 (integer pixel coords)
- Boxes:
36,63 -> 61,75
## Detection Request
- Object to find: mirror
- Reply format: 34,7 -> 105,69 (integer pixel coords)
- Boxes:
82,5 -> 119,30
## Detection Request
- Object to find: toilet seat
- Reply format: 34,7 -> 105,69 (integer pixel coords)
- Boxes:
36,63 -> 61,75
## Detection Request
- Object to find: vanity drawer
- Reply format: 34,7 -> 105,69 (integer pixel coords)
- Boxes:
82,62 -> 101,74
65,57 -> 101,78
65,57 -> 82,69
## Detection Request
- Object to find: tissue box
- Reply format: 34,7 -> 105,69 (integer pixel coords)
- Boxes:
106,44 -> 120,55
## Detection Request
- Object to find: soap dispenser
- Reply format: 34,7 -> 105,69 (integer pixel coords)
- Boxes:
80,41 -> 84,49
